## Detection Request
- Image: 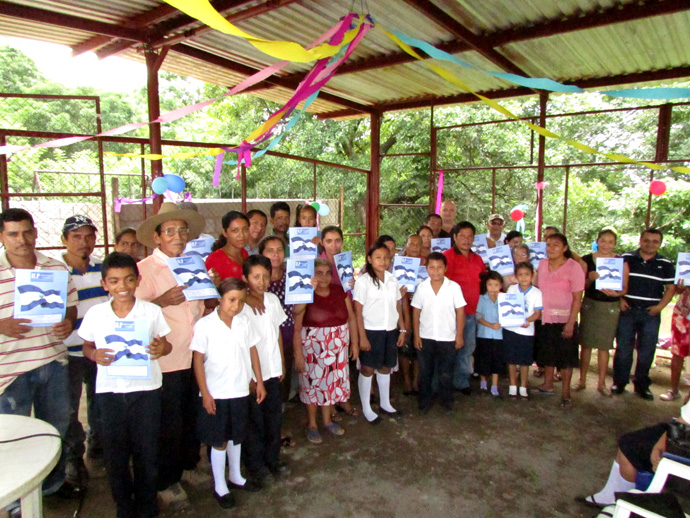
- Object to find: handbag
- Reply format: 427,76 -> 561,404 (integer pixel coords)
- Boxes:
666,418 -> 690,459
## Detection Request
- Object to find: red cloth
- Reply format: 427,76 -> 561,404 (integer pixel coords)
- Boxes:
442,248 -> 485,315
205,248 -> 249,280
304,286 -> 349,327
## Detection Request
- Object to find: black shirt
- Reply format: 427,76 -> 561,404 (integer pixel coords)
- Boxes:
623,249 -> 674,308
582,253 -> 621,303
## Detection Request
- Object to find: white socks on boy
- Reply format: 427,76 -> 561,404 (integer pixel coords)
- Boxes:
358,374 -> 378,422
588,460 -> 635,506
376,372 -> 396,413
227,442 -> 246,486
210,448 -> 229,496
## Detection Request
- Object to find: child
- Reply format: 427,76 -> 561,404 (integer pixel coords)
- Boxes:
503,262 -> 542,400
240,255 -> 288,481
399,234 -> 425,396
191,278 -> 266,509
295,204 -> 322,248
475,271 -> 506,398
411,252 -> 466,413
353,243 -> 406,423
80,252 -> 172,518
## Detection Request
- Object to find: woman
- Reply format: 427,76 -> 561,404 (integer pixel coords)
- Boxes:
504,230 -> 523,248
534,233 -> 585,408
293,259 -> 359,444
573,229 -> 628,397
417,225 -> 433,261
205,211 -> 249,280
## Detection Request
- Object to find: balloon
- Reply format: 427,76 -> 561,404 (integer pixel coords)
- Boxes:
318,204 -> 330,216
310,202 -> 320,211
510,209 -> 525,221
163,174 -> 186,193
649,180 -> 666,195
151,177 -> 168,195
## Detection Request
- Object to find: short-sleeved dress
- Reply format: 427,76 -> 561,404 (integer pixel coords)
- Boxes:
298,286 -> 351,406
579,253 -> 622,350
671,289 -> 690,359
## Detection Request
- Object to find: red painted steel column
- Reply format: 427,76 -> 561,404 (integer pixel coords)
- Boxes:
536,92 -> 548,241
367,111 -> 382,249
646,103 -> 672,227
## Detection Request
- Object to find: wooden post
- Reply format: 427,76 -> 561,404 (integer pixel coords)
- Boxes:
429,106 -> 437,213
0,133 -> 8,211
144,46 -> 168,213
536,92 -> 548,241
366,111 -> 382,249
647,104 -> 672,227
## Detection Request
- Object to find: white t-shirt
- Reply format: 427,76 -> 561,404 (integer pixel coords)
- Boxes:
189,310 -> 260,399
411,277 -> 466,341
504,284 -> 543,336
78,297 -> 171,394
240,292 -> 287,381
353,271 -> 402,331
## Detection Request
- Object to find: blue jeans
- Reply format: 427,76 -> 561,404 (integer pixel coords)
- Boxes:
613,307 -> 661,391
453,314 -> 477,390
0,360 -> 69,494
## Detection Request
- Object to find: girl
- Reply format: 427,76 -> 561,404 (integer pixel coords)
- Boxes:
295,204 -> 322,249
534,233 -> 585,408
418,225 -> 433,260
475,271 -> 506,398
206,211 -> 250,280
503,262 -> 542,399
293,259 -> 359,443
190,278 -> 266,509
375,235 -> 396,273
353,243 -> 406,423
574,229 -> 628,397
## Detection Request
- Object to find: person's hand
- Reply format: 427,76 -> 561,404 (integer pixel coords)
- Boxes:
521,320 -> 530,328
294,352 -> 306,373
0,317 -> 32,339
256,382 -> 267,404
310,236 -> 322,246
620,298 -> 630,312
349,343 -> 359,361
562,321 -> 575,339
347,278 -> 355,290
650,434 -> 667,472
208,268 -> 220,287
455,335 -> 464,350
397,331 -> 406,347
414,336 -> 422,350
359,336 -> 371,352
280,364 -> 285,382
309,276 -> 318,288
93,348 -> 116,366
588,271 -> 600,281
147,335 -> 167,360
647,304 -> 663,316
245,293 -> 266,315
601,289 -> 619,297
155,286 -> 187,308
202,392 -> 216,415
492,323 -> 502,331
50,319 -> 73,341
400,285 -> 408,297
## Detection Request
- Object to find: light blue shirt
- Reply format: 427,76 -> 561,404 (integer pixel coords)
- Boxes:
476,293 -> 502,340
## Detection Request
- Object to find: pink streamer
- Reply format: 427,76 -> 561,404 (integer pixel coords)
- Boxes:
114,194 -> 157,213
213,153 -> 225,187
534,181 -> 549,238
434,170 -> 444,214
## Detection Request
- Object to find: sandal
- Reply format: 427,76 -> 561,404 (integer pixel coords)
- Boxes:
329,412 -> 343,422
560,398 -> 572,409
306,428 -> 322,444
533,368 -> 544,378
323,423 -> 345,436
571,383 -> 586,391
553,372 -> 562,382
530,386 -> 554,395
598,386 -> 612,398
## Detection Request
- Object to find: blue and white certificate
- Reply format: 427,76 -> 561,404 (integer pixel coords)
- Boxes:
416,265 -> 429,287
103,319 -> 151,380
393,256 -> 421,293
472,234 -> 490,263
285,259 -> 314,305
289,227 -> 318,259
526,242 -> 547,269
166,255 -> 219,301
183,235 -> 214,260
498,292 -> 526,327
596,257 -> 624,291
334,251 -> 354,292
487,245 -> 515,276
431,238 -> 451,254
675,252 -> 690,283
14,269 -> 69,326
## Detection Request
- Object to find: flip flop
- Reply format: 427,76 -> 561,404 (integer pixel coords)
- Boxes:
323,423 -> 345,436
530,386 -> 554,395
306,428 -> 322,444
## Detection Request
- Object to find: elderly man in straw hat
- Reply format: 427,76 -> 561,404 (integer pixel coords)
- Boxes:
135,202 -> 210,509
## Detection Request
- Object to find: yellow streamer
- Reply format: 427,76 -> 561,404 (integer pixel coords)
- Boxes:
382,25 -> 690,177
104,148 -> 225,161
164,0 -> 364,63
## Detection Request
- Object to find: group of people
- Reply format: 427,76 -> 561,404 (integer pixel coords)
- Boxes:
0,197 -> 687,517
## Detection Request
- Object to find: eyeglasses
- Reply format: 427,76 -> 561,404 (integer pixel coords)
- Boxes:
161,227 -> 190,237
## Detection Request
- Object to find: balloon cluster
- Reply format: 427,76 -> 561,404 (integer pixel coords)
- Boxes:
152,174 -> 186,194
309,201 -> 330,216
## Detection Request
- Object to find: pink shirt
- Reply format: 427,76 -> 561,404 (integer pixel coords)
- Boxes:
136,248 -> 204,372
536,258 -> 585,324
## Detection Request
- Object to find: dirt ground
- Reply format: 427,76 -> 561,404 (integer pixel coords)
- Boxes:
38,355 -> 685,518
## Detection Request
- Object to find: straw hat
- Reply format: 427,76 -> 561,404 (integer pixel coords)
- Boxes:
136,202 -> 205,249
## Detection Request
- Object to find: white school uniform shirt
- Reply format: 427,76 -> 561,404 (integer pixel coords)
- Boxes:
240,292 -> 287,381
78,297 -> 171,394
189,310 -> 260,399
353,271 -> 402,331
504,284 -> 543,336
411,277 -> 466,342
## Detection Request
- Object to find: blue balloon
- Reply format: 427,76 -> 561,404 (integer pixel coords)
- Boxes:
318,204 -> 330,216
152,177 -> 168,195
163,174 -> 185,193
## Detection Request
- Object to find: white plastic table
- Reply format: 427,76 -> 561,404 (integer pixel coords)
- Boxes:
0,415 -> 61,518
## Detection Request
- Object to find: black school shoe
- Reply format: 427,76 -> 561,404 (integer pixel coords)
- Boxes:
229,478 -> 262,492
268,461 -> 290,476
635,387 -> 654,401
214,490 -> 236,509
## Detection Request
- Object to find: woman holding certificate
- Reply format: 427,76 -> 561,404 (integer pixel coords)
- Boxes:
572,229 -> 628,397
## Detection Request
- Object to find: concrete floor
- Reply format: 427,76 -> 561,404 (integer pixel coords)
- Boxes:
40,356 -> 684,518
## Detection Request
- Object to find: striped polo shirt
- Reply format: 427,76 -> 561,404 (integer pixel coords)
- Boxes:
61,254 -> 109,356
0,250 -> 78,395
623,249 -> 675,309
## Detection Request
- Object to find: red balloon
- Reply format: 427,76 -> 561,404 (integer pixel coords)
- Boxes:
649,180 -> 666,195
510,209 -> 525,221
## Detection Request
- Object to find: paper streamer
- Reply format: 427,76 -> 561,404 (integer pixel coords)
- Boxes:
534,182 -> 548,238
114,194 -> 157,213
434,170 -> 444,214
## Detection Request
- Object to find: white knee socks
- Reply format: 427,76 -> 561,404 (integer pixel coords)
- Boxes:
227,442 -> 246,486
376,372 -> 396,413
589,460 -> 635,506
358,374 -> 378,422
210,448 -> 229,496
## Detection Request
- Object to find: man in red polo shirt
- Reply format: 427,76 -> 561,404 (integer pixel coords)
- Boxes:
443,221 -> 486,394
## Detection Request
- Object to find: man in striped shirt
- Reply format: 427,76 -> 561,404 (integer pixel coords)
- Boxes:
60,215 -> 109,486
613,228 -> 676,400
0,208 -> 78,497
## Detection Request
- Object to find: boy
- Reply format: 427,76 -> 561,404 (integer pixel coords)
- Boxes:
240,255 -> 288,483
411,252 -> 466,413
80,252 -> 172,518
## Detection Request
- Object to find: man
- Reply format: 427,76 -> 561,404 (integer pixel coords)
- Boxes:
135,202 -> 208,508
486,214 -> 507,248
442,221 -> 486,394
613,228 -> 675,400
114,227 -> 141,259
270,201 -> 291,257
439,200 -> 456,238
60,215 -> 109,486
425,213 -> 443,238
0,208 -> 79,499
246,209 -> 268,255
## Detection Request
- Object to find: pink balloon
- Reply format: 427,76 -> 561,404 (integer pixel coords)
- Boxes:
649,180 -> 666,195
